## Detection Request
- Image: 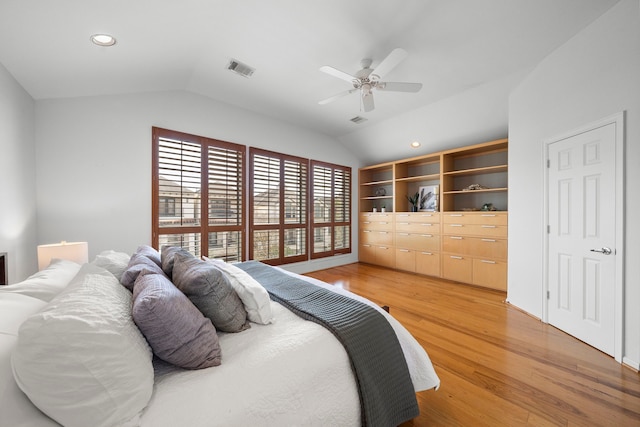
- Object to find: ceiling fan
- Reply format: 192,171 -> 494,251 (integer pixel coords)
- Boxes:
318,48 -> 422,112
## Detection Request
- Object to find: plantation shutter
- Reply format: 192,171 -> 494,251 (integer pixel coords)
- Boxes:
250,148 -> 308,265
311,161 -> 351,258
153,127 -> 245,260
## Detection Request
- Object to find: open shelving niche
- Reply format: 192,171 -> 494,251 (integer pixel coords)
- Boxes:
359,162 -> 394,213
441,139 -> 508,212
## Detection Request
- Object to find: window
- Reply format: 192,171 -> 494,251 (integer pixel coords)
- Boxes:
152,127 -> 245,261
311,161 -> 351,259
249,148 -> 308,265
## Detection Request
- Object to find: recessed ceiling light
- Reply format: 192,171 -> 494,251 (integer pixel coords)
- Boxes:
90,34 -> 116,47
410,141 -> 421,148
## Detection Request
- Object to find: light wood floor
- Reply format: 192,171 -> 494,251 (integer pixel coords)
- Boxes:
305,263 -> 640,427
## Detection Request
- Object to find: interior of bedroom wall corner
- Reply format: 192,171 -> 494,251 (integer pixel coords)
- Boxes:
0,61 -> 37,282
507,0 -> 640,365
34,90 -> 359,273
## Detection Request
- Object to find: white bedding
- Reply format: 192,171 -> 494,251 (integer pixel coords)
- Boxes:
0,261 -> 440,427
140,270 -> 439,427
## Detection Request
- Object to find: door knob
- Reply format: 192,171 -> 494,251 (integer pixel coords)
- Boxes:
590,247 -> 613,255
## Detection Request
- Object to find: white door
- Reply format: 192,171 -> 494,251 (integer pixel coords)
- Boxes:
547,122 -> 617,356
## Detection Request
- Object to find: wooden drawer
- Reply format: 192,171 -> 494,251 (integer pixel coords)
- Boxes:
395,248 -> 416,272
396,212 -> 440,224
360,230 -> 394,246
442,235 -> 472,254
396,233 -> 440,252
360,213 -> 394,231
359,244 -> 376,264
442,254 -> 473,283
472,258 -> 507,291
442,223 -> 507,238
375,245 -> 395,268
469,238 -> 507,260
416,251 -> 440,277
395,221 -> 439,233
443,212 -> 507,225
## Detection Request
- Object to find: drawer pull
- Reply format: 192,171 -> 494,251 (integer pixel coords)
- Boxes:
398,214 -> 409,217
420,234 -> 433,238
421,214 -> 433,217
481,260 -> 496,264
481,214 -> 496,217
421,252 -> 433,255
380,222 -> 388,225
362,244 -> 371,247
398,233 -> 409,236
379,231 -> 388,234
450,236 -> 463,240
379,246 -> 388,250
481,225 -> 496,228
449,224 -> 463,227
450,256 -> 463,260
449,214 -> 463,217
420,223 -> 433,226
399,249 -> 410,253
481,238 -> 497,242
363,230 -> 371,233
363,221 -> 371,224
398,222 -> 410,226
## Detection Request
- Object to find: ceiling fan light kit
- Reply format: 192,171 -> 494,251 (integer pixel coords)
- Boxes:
318,48 -> 422,112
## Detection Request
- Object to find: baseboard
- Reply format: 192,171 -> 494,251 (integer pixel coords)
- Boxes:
622,356 -> 639,371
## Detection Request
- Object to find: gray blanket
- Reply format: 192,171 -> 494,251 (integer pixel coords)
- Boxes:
236,261 -> 419,427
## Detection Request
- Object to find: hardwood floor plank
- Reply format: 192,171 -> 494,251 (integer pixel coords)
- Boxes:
305,263 -> 640,427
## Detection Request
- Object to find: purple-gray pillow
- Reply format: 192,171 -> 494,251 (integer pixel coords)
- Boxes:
132,272 -> 222,369
172,252 -> 250,333
160,246 -> 193,278
120,253 -> 164,291
135,245 -> 162,268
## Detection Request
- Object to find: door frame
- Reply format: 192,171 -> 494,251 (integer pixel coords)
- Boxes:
542,111 -> 625,363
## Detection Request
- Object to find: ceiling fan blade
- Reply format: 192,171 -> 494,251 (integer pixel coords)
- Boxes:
362,92 -> 375,112
377,82 -> 423,92
319,65 -> 357,83
370,48 -> 408,80
318,89 -> 357,105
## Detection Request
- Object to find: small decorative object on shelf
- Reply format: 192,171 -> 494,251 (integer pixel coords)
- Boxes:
406,192 -> 420,212
372,206 -> 377,213
481,203 -> 497,211
375,187 -> 386,197
462,183 -> 489,191
381,205 -> 386,213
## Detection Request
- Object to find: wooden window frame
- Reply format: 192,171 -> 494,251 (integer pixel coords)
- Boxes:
249,147 -> 309,266
310,160 -> 352,259
152,127 -> 246,260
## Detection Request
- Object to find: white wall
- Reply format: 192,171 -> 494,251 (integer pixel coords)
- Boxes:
35,90 -> 360,274
0,62 -> 37,282
508,0 -> 640,366
337,70 -> 528,165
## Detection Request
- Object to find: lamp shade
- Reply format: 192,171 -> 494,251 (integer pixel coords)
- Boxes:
37,241 -> 89,270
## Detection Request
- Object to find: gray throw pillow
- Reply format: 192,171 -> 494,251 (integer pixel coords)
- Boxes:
132,273 -> 222,369
172,252 -> 250,333
160,246 -> 193,278
120,253 -> 164,291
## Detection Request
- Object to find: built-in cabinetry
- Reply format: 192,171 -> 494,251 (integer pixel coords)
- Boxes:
358,138 -> 508,291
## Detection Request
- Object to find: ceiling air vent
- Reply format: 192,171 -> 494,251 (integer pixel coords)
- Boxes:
227,59 -> 255,78
350,116 -> 368,124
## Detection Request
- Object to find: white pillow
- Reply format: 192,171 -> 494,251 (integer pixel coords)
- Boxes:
0,294 -> 57,427
91,249 -> 131,281
11,264 -> 154,427
0,259 -> 81,302
204,257 -> 273,324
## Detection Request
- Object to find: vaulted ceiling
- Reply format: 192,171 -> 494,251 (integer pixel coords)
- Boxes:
0,0 -> 618,138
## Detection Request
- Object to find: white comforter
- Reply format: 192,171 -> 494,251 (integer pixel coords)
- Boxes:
140,271 -> 440,427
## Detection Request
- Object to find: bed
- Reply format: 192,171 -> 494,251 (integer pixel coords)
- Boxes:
0,246 -> 440,427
